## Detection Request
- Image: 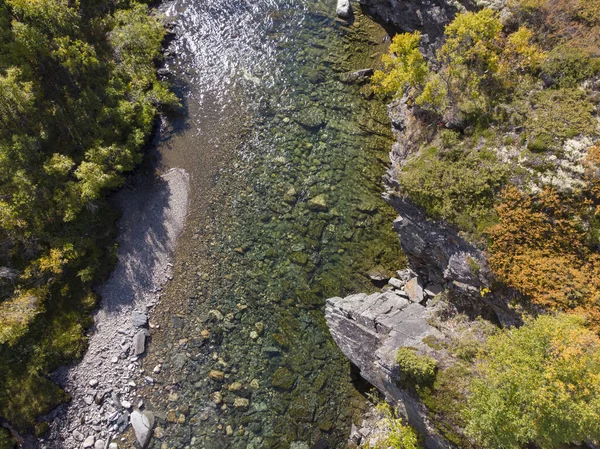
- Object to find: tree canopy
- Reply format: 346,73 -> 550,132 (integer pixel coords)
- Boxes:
465,314 -> 600,449
0,0 -> 177,431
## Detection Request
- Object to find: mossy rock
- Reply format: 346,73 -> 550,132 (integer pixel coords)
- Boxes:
272,367 -> 296,390
287,395 -> 315,422
290,252 -> 309,265
307,194 -> 328,212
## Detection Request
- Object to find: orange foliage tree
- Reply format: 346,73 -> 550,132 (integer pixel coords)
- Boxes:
486,146 -> 600,328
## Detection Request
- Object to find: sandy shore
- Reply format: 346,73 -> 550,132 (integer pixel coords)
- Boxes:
40,168 -> 189,449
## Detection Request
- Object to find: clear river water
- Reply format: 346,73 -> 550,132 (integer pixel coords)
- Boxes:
139,0 -> 404,447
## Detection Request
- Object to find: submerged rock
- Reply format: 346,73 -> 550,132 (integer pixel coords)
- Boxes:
295,107 -> 326,129
307,194 -> 328,212
271,367 -> 296,390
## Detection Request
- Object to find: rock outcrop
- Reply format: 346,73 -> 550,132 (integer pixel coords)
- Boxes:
325,283 -> 452,449
357,0 -> 465,44
383,97 -> 519,326
358,0 -> 507,45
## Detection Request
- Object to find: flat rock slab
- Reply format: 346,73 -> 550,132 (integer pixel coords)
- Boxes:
130,410 -> 155,448
133,330 -> 149,355
131,310 -> 148,328
404,277 -> 424,303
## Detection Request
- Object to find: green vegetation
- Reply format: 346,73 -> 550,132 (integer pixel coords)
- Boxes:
465,314 -> 600,448
364,399 -> 422,449
395,347 -> 437,385
0,0 -> 176,434
399,142 -> 508,234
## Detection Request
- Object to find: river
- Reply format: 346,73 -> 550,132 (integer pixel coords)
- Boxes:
139,1 -> 403,448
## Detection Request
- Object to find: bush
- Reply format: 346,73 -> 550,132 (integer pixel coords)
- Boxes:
523,88 -> 597,143
465,314 -> 600,448
373,9 -> 545,127
399,144 -> 508,234
541,44 -> 600,87
526,132 -> 554,152
396,347 -> 437,385
486,182 -> 600,328
366,402 -> 422,449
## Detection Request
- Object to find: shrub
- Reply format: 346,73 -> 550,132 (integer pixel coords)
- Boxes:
373,9 -> 545,127
541,44 -> 600,87
526,132 -> 554,152
524,88 -> 597,143
366,402 -> 422,449
399,144 -> 508,234
465,314 -> 600,448
396,347 -> 437,385
486,183 -> 600,328
371,31 -> 429,98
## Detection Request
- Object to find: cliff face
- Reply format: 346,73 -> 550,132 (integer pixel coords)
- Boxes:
384,98 -> 517,326
357,0 -> 465,43
325,4 -> 517,448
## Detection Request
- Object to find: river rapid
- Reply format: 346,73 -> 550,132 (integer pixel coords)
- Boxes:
140,1 -> 403,448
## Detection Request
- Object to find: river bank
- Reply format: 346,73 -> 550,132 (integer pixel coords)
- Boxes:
39,165 -> 189,449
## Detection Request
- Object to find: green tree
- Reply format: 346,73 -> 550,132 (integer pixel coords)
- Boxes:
465,314 -> 600,448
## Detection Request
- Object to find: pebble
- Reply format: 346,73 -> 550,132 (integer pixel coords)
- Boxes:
249,331 -> 259,340
210,391 -> 223,405
208,370 -> 224,381
228,382 -> 243,392
89,379 -> 99,387
73,430 -> 84,441
153,364 -> 162,374
83,435 -> 95,448
121,400 -> 131,409
109,444 -> 118,449
233,397 -> 249,409
226,425 -> 234,436
94,440 -> 105,449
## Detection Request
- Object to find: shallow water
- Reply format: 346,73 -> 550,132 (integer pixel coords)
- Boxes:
141,1 -> 402,448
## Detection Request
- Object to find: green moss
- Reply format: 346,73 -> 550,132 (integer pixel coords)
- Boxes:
527,132 -> 555,153
422,335 -> 446,351
396,347 -> 437,386
541,44 -> 600,88
524,88 -> 597,143
418,363 -> 474,448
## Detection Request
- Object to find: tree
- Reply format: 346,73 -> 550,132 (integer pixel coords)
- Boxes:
371,31 -> 429,98
465,314 -> 600,449
372,9 -> 545,126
